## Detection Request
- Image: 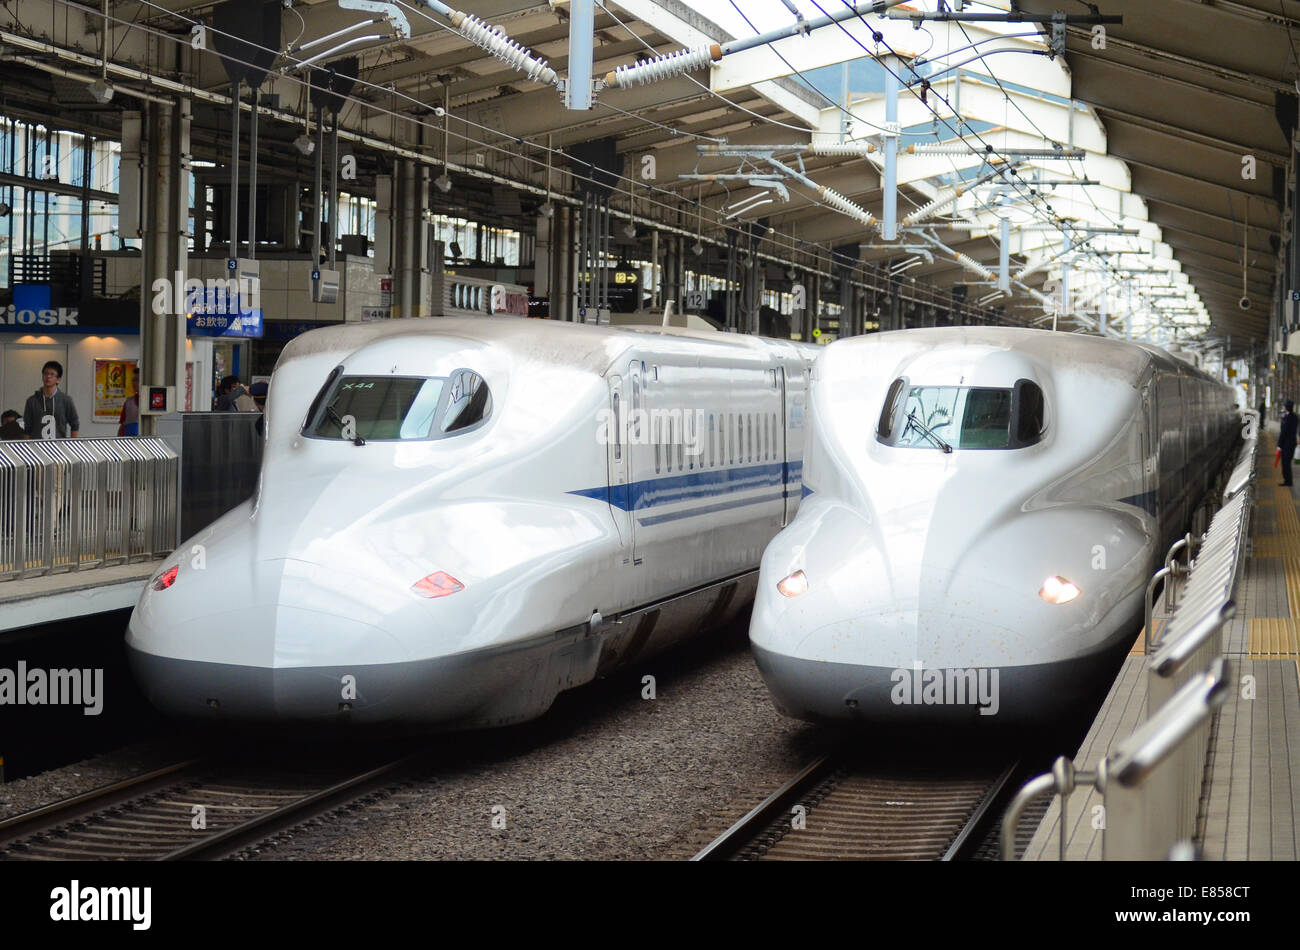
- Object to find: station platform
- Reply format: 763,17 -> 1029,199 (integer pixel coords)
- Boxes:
1023,428 -> 1300,860
0,560 -> 158,635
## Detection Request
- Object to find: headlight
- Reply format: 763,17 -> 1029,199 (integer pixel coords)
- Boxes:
1039,575 -> 1080,605
777,570 -> 808,598
151,565 -> 179,591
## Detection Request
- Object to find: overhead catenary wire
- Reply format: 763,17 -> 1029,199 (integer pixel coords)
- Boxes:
823,0 -> 1167,329
944,6 -> 1182,328
6,3 -> 891,286
28,0 -> 1145,327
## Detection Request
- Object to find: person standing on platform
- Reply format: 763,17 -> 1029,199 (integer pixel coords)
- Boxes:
0,410 -> 23,440
216,375 -> 258,412
22,361 -> 79,439
1281,400 -> 1299,487
117,388 -> 140,437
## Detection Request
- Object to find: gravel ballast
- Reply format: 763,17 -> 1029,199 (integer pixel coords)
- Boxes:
248,624 -> 834,860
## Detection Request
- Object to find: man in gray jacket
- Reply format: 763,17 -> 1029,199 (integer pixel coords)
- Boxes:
22,361 -> 80,439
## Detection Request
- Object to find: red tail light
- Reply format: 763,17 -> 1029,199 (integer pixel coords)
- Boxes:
152,565 -> 179,591
411,571 -> 464,598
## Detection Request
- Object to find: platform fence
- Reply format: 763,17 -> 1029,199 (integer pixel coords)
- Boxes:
1002,415 -> 1257,860
0,437 -> 178,582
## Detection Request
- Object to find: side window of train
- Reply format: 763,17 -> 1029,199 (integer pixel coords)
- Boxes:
440,370 -> 492,434
709,413 -> 715,468
729,413 -> 736,465
1012,379 -> 1046,448
877,377 -> 909,441
629,361 -> 642,443
303,364 -> 344,431
654,415 -> 662,474
681,415 -> 691,475
612,391 -> 621,462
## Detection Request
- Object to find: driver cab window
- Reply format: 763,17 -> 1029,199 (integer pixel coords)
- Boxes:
876,376 -> 1044,451
303,367 -> 492,442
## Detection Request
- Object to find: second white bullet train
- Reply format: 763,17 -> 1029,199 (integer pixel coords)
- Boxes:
127,317 -> 815,727
750,327 -> 1240,725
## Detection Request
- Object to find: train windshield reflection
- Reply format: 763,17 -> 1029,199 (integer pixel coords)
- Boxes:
882,385 -> 1015,450
304,375 -> 446,441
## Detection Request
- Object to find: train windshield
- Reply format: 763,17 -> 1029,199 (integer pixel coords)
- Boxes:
302,369 -> 492,442
877,378 -> 1044,450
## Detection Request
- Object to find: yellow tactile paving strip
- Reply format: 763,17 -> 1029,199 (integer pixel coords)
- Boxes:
1254,536 -> 1287,557
1248,437 -> 1300,680
1247,618 -> 1300,656
1275,481 -> 1300,539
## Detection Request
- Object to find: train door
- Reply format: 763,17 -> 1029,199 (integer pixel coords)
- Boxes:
607,375 -> 634,565
783,356 -> 809,519
627,359 -> 646,565
778,365 -> 790,526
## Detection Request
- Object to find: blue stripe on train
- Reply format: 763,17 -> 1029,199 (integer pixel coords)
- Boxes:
1117,490 -> 1157,517
569,459 -> 804,513
636,490 -> 788,525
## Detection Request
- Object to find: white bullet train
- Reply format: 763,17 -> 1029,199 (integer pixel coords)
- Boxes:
127,317 -> 816,727
750,327 -> 1240,725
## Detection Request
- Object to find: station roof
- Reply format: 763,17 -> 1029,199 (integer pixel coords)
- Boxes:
0,0 -> 1294,352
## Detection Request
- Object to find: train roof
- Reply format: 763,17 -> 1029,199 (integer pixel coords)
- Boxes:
825,326 -> 1227,389
276,315 -> 808,377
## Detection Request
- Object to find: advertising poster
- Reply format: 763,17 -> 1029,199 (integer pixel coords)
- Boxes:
93,358 -> 138,420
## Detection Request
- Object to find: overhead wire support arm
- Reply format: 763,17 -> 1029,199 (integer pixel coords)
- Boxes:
604,0 -> 914,90
690,146 -> 877,229
283,1 -> 411,72
416,1 -> 557,85
764,156 -> 877,230
885,9 -> 1122,25
900,161 -> 1023,228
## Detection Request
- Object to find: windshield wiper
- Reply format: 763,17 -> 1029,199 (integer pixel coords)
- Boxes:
325,403 -> 365,446
904,411 -> 953,453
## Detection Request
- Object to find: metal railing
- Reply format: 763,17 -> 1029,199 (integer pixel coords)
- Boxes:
1104,658 -> 1229,859
1002,416 -> 1256,860
0,437 -> 178,581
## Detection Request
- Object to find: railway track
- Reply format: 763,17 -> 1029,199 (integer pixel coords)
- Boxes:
0,752 -> 427,861
692,755 -> 1021,861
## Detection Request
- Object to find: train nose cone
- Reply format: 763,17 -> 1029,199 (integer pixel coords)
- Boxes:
127,603 -> 414,722
126,557 -> 432,723
751,503 -> 1142,726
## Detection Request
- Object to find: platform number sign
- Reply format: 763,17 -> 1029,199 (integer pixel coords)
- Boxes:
684,290 -> 706,311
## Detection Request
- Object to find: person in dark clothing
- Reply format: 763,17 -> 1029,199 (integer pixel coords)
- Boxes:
22,360 -> 79,439
1281,400 -> 1299,487
215,375 -> 257,412
1260,400 -> 1267,417
0,410 -> 23,440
